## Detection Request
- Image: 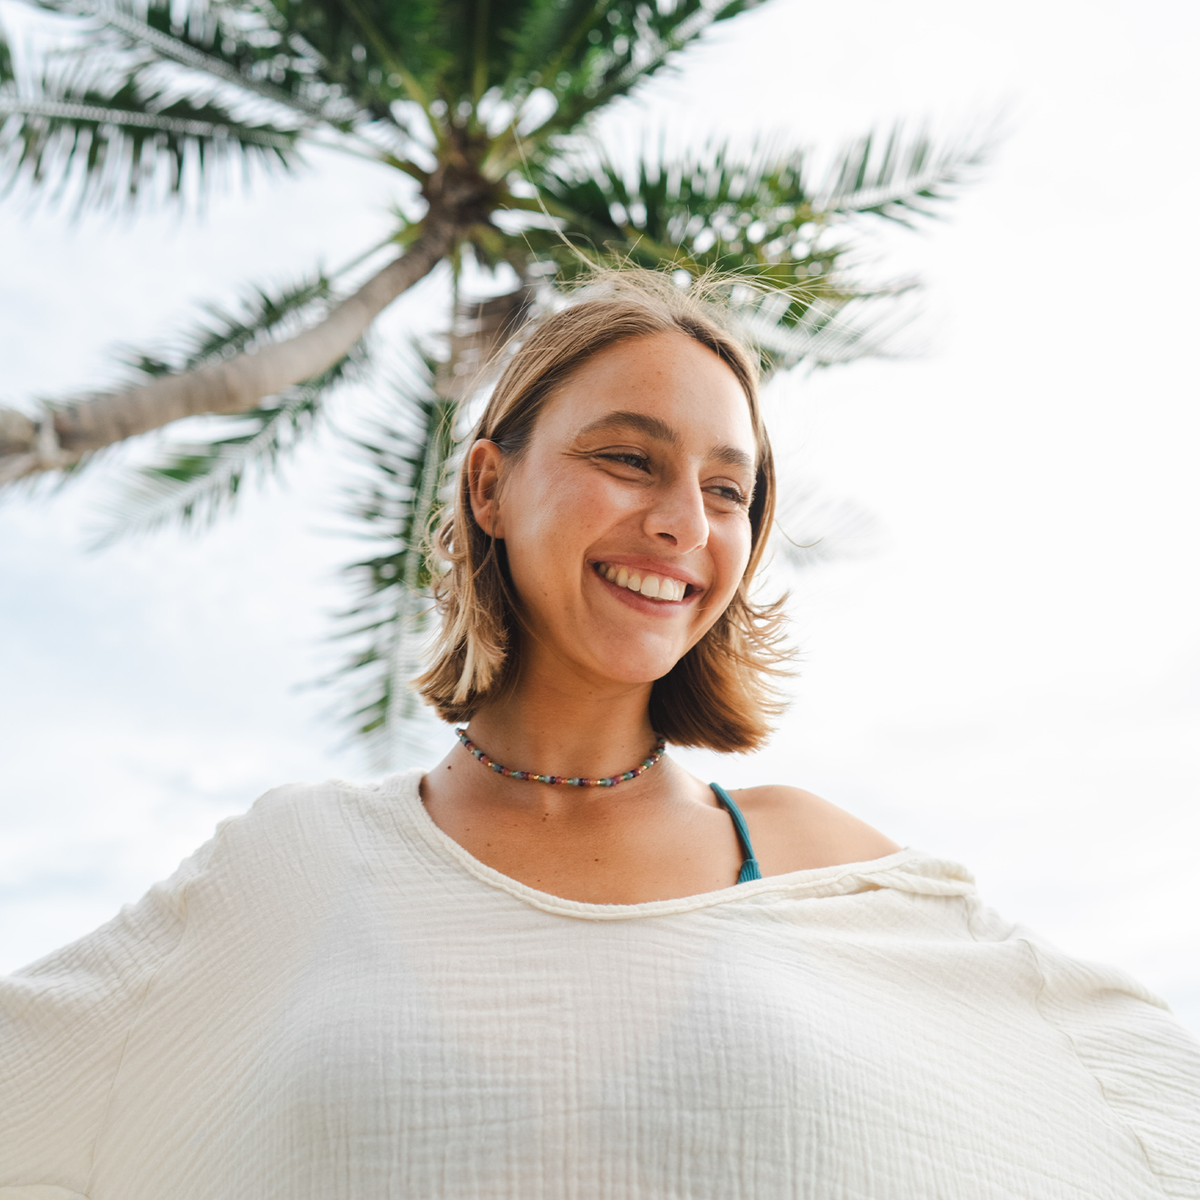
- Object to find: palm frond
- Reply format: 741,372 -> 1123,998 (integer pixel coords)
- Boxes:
723,282 -> 922,371
526,127 -> 986,369
0,19 -> 13,89
492,0 -> 764,148
536,127 -> 986,268
532,139 -> 826,270
0,94 -> 296,146
124,272 -> 337,373
524,149 -> 868,369
27,0 -> 348,125
91,273 -> 359,539
92,370 -> 341,543
815,123 -> 992,226
0,51 -> 302,209
259,0 -> 444,121
330,354 -> 458,765
569,0 -> 761,121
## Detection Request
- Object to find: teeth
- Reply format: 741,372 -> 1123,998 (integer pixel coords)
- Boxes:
597,564 -> 687,603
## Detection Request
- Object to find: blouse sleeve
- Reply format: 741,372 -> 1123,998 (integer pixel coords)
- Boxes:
1022,930 -> 1200,1195
0,829 -> 222,1196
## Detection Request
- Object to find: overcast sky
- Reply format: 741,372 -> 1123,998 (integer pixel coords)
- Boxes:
2,0 -> 1198,1030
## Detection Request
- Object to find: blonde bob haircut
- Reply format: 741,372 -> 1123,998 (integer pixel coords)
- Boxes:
416,269 -> 791,753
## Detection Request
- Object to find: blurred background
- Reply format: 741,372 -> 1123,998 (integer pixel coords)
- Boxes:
2,0 -> 1198,1032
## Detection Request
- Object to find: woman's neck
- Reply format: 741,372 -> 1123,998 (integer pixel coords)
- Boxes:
465,676 -> 658,786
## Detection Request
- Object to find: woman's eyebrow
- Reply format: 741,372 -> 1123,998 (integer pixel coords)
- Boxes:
575,410 -> 679,444
709,444 -> 755,473
575,410 -> 754,473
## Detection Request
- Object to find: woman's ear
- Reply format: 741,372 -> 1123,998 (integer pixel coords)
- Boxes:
468,439 -> 505,537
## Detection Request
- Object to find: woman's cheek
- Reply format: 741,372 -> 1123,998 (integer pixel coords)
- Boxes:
705,528 -> 751,612
531,464 -> 609,530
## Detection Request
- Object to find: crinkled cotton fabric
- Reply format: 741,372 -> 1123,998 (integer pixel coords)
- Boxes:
2,769 -> 1199,1199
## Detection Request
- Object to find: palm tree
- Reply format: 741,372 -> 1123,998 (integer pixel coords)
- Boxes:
0,0 -> 986,761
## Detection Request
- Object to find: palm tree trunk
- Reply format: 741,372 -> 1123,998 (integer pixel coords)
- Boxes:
0,221 -> 454,485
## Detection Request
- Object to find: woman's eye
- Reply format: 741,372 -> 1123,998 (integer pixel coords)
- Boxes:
599,452 -> 650,471
708,484 -> 748,506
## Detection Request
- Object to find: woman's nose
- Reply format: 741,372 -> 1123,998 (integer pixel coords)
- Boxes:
645,480 -> 709,552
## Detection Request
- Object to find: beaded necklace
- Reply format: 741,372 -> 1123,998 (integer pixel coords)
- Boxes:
455,728 -> 666,787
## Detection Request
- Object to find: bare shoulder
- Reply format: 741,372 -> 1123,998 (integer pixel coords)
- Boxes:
729,784 -> 903,875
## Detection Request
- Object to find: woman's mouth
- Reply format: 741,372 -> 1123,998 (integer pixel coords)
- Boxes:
591,561 -> 692,603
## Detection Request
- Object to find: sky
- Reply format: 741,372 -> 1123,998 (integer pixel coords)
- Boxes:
2,0 -> 1199,1030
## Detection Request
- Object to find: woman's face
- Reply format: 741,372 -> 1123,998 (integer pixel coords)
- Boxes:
471,330 -> 758,692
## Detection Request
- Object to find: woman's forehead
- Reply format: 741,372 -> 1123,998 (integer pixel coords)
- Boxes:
540,331 -> 757,448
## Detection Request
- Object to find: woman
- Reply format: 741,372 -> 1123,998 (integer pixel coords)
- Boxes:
2,271 -> 1198,1198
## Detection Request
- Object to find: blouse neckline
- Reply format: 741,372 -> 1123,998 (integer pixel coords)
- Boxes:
383,768 -> 942,922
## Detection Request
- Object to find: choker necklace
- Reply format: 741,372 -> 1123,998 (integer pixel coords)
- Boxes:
455,728 -> 666,787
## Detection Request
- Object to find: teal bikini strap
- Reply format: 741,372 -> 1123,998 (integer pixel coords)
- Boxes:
709,783 -> 763,883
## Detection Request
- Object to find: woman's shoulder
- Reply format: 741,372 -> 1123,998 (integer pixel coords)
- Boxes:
221,774 -> 398,842
726,783 -> 903,875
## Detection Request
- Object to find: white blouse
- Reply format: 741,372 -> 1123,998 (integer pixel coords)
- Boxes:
2,769 -> 1198,1199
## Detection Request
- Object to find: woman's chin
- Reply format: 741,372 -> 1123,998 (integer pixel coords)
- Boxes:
582,646 -> 686,688
526,623 -> 693,690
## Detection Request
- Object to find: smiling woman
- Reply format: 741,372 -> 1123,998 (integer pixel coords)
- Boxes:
2,271 -> 1199,1199
419,278 -> 787,757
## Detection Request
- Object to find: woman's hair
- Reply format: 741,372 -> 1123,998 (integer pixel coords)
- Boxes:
416,269 -> 791,752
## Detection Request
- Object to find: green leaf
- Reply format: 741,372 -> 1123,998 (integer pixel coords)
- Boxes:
524,127 -> 986,368
263,0 -> 440,118
0,58 -> 302,210
815,123 -> 991,226
123,272 -> 337,374
25,0 -> 357,125
94,353 -> 361,544
94,395 -> 311,538
0,19 -> 14,89
267,0 -> 770,158
91,273 -> 360,540
496,0 -> 765,142
534,127 -> 985,268
532,138 -> 827,268
330,352 -> 458,762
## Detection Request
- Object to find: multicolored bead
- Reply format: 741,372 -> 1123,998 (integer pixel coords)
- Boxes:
455,729 -> 667,788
